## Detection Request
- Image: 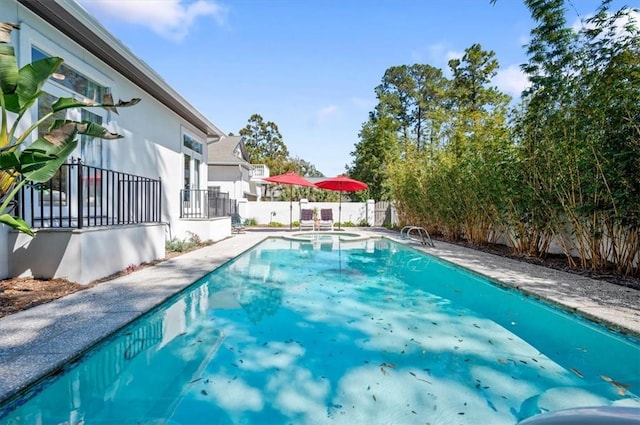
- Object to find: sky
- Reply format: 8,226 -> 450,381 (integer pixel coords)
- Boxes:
76,0 -> 635,177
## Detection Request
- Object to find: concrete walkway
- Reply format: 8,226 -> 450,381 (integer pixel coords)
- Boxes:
0,228 -> 638,406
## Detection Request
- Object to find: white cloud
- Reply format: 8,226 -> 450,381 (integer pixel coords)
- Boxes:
315,105 -> 339,123
571,9 -> 639,38
77,0 -> 227,42
413,43 -> 452,63
495,64 -> 530,98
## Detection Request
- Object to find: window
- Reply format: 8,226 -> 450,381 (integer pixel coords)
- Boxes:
33,46 -> 109,168
233,144 -> 243,159
182,133 -> 203,203
38,93 -> 68,204
32,47 -> 105,101
183,134 -> 203,154
80,109 -> 104,168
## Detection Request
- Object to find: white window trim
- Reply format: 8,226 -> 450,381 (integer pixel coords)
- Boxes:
182,129 -> 204,191
18,22 -> 113,89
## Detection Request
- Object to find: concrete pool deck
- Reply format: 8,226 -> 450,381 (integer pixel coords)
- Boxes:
0,228 -> 638,405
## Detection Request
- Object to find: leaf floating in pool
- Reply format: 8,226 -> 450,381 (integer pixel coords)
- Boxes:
488,339 -> 494,345
372,394 -> 377,401
570,368 -> 584,378
601,375 -> 631,395
189,378 -> 202,384
497,358 -> 508,364
473,323 -> 480,328
201,389 -> 208,395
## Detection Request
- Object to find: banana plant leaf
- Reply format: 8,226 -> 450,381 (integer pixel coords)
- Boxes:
0,43 -> 18,94
0,213 -> 34,236
51,96 -> 141,114
3,57 -> 63,113
20,136 -> 77,183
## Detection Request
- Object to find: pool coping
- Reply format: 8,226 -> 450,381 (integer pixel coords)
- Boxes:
0,228 -> 638,406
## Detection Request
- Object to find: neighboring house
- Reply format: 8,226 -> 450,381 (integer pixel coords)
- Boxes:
0,0 -> 231,283
207,136 -> 267,201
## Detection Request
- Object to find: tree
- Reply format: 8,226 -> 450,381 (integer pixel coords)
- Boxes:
0,23 -> 139,236
374,64 -> 447,152
288,156 -> 324,178
348,113 -> 398,201
239,113 -> 289,175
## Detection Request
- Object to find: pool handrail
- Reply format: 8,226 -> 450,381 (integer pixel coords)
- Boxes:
400,225 -> 435,247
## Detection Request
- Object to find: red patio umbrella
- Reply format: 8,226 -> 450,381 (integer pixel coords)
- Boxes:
263,172 -> 316,230
315,176 -> 368,230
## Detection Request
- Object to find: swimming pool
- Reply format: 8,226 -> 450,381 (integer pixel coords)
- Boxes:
1,236 -> 638,424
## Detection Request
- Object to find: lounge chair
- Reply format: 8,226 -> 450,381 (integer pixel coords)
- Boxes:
318,208 -> 334,231
299,208 -> 315,231
231,213 -> 246,234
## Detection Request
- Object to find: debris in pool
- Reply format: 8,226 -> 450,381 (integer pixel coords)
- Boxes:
570,368 -> 584,378
601,375 -> 630,395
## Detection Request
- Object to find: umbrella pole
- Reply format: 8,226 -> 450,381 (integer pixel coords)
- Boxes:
338,191 -> 342,230
289,186 -> 293,230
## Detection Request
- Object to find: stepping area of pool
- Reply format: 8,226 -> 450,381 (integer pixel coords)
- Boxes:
0,228 -> 638,405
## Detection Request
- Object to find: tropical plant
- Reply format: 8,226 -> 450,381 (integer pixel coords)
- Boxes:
0,23 -> 140,236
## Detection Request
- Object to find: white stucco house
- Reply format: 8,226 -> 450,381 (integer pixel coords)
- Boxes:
0,0 -> 233,283
208,136 -> 258,201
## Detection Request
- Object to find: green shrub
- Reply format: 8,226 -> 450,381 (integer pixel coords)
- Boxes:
166,232 -> 211,253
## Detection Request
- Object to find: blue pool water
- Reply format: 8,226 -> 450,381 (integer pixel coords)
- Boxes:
1,236 -> 639,424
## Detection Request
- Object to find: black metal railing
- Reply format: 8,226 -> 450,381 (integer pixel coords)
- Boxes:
180,188 -> 236,219
17,158 -> 162,229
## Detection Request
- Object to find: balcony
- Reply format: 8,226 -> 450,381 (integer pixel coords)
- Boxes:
250,164 -> 270,181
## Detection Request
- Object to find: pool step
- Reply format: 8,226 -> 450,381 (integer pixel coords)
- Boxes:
400,226 -> 435,247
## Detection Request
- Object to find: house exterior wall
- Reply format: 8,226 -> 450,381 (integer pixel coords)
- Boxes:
1,0 -> 224,231
208,165 -> 249,200
0,0 -> 230,280
8,224 -> 165,284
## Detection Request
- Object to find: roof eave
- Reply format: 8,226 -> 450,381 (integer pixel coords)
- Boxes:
17,0 -> 225,139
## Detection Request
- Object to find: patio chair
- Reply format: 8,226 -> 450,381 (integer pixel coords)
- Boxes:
299,208 -> 315,231
230,213 -> 246,234
318,208 -> 334,231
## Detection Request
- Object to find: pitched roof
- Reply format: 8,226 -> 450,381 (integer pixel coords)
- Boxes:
208,136 -> 251,166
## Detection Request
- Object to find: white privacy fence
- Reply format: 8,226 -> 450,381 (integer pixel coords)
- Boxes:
237,199 -> 376,226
